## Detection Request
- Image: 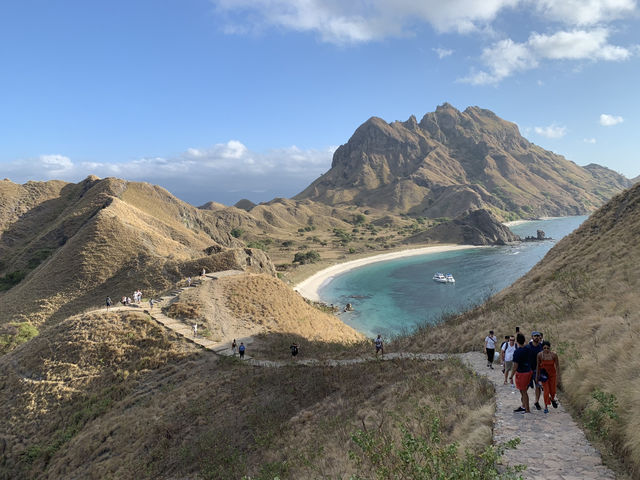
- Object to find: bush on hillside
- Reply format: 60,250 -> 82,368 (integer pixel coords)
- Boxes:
293,250 -> 321,264
349,407 -> 525,480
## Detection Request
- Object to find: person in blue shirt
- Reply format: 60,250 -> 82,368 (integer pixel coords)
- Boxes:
512,333 -> 532,413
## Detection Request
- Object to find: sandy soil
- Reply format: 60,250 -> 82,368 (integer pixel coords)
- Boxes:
294,244 -> 479,301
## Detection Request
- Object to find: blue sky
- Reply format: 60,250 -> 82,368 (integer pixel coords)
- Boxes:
1,0 -> 639,206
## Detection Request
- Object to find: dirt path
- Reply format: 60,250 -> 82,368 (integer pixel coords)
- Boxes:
102,273 -> 618,479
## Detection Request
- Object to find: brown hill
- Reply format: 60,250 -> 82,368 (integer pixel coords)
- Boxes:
398,182 -> 640,477
296,103 -> 631,220
0,177 -> 277,349
405,208 -> 520,245
167,273 -> 364,344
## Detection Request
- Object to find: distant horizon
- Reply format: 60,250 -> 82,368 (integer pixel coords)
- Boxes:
3,125 -> 636,209
2,1 -> 639,205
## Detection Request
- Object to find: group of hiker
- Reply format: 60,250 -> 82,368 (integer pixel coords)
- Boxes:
104,289 -> 145,311
230,339 -> 246,358
485,328 -> 560,414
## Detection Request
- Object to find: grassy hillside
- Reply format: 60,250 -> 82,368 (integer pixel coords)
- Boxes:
0,310 -> 499,480
0,177 -> 281,350
166,273 -> 364,345
396,182 -> 640,477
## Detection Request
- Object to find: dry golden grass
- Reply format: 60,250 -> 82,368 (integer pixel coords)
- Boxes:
169,273 -> 365,345
0,308 -> 494,479
393,183 -> 640,478
222,274 -> 365,343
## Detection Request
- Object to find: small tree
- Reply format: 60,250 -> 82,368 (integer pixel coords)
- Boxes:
293,250 -> 321,264
230,228 -> 244,238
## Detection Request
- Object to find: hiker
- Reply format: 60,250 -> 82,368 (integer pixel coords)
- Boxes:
512,333 -> 532,413
149,298 -> 154,309
193,323 -> 198,338
201,267 -> 206,277
536,340 -> 559,413
374,334 -> 384,357
502,336 -> 517,385
528,331 -> 544,410
484,330 -> 497,369
187,276 -> 192,287
238,342 -> 245,359
499,335 -> 510,369
106,296 -> 112,311
290,342 -> 299,358
231,339 -> 237,356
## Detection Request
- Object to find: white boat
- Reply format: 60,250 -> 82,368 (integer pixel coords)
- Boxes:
432,272 -> 448,283
445,273 -> 455,283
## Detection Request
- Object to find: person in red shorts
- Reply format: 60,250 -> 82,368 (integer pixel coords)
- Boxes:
511,333 -> 532,413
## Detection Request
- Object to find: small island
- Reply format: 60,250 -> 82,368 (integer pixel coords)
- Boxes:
523,229 -> 552,241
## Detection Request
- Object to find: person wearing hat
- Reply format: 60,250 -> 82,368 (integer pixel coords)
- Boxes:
527,331 -> 544,410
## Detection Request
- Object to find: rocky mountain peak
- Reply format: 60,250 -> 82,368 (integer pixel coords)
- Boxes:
296,105 -> 632,220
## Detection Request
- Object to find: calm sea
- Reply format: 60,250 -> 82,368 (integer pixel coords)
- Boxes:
318,216 -> 587,337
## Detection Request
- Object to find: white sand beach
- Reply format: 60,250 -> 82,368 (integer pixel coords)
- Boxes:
295,244 -> 478,302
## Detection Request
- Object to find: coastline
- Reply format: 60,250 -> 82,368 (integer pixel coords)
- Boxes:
294,244 -> 479,302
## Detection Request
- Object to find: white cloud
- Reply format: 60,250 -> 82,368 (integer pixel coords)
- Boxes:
534,124 -> 567,138
39,154 -> 73,173
213,0 -> 519,43
462,28 -> 633,84
534,0 -> 637,25
4,142 -> 335,205
434,47 -> 454,58
528,29 -> 631,60
600,113 -> 624,126
583,137 -> 597,143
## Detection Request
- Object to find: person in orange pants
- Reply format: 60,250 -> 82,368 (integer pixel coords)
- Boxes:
536,340 -> 560,413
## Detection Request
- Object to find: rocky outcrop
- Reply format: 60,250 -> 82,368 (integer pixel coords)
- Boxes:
295,103 -> 631,220
406,208 -> 520,246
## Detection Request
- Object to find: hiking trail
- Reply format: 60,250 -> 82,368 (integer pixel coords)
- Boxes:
108,271 -> 617,479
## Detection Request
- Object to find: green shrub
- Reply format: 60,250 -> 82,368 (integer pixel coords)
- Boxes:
349,407 -> 524,480
585,389 -> 619,438
0,270 -> 27,291
293,251 -> 321,264
231,228 -> 244,238
0,322 -> 39,354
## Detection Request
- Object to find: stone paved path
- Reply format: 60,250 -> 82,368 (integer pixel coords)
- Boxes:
104,273 -> 618,479
461,352 -> 616,480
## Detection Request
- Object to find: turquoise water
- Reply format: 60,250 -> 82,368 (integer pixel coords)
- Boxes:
319,216 -> 587,337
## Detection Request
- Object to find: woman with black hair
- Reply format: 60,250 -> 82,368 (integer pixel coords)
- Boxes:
536,340 -> 560,413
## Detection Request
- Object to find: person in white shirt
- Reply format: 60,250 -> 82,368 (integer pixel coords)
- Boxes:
502,336 -> 517,385
484,330 -> 497,369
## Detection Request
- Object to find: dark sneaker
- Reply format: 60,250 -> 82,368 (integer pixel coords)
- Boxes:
534,402 -> 542,410
544,408 -> 549,414
551,399 -> 558,408
513,406 -> 526,413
